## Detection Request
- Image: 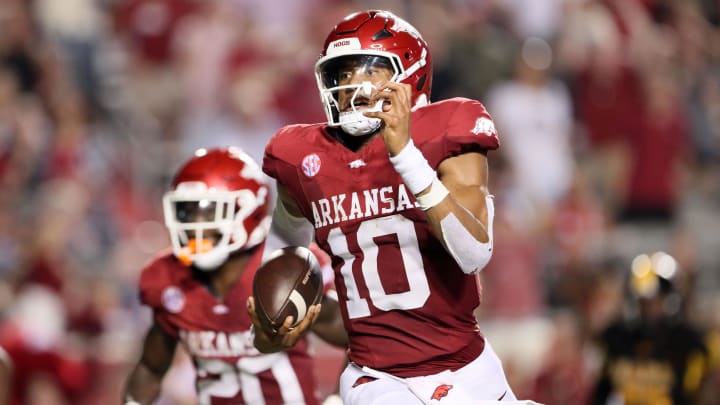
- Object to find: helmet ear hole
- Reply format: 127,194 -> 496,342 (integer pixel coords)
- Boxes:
372,29 -> 392,40
416,75 -> 426,92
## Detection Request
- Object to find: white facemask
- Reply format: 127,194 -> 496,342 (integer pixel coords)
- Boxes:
338,82 -> 384,136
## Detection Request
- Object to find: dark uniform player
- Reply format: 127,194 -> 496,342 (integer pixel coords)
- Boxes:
593,251 -> 710,405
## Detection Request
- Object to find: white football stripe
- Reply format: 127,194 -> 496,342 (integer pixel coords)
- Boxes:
288,290 -> 307,326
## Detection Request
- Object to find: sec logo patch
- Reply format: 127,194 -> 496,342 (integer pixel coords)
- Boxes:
301,153 -> 321,177
162,286 -> 185,313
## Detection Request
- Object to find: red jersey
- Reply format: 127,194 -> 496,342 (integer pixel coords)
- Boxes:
263,98 -> 499,378
138,248 -> 319,405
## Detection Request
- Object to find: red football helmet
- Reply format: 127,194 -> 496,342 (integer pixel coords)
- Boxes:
315,10 -> 432,135
163,147 -> 270,270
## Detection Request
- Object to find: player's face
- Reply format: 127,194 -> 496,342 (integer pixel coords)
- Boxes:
337,65 -> 393,111
174,200 -> 223,242
324,56 -> 394,112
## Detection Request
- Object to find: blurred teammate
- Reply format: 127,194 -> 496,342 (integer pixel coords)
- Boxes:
248,10 -> 529,405
0,285 -> 92,405
592,251 -> 710,405
123,147 -> 346,405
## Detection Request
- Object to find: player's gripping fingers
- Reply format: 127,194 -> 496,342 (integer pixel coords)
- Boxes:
247,296 -> 262,328
247,296 -> 283,352
378,82 -> 410,118
381,81 -> 411,107
365,81 -> 411,114
364,81 -> 413,156
277,304 -> 322,348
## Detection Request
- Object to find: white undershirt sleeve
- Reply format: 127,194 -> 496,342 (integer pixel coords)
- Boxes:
262,198 -> 315,261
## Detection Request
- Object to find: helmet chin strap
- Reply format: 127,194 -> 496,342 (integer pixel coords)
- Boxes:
339,111 -> 382,136
193,249 -> 229,271
339,95 -> 384,136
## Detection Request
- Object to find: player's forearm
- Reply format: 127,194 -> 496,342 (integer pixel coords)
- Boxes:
124,364 -> 164,405
422,187 -> 490,242
312,318 -> 349,348
389,141 -> 494,273
312,295 -> 349,347
427,191 -> 495,274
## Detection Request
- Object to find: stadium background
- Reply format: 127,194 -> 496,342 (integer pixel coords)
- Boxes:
0,0 -> 719,403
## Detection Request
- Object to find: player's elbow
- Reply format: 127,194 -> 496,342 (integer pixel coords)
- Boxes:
312,293 -> 349,347
440,214 -> 494,275
312,317 -> 349,348
440,195 -> 495,274
454,246 -> 493,275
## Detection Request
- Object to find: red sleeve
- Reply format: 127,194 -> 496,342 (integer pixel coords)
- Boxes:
138,258 -> 180,337
151,312 -> 179,337
419,98 -> 500,169
262,126 -> 291,181
138,259 -> 166,309
262,125 -> 317,220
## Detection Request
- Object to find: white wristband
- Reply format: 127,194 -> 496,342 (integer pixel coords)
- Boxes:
415,178 -> 449,210
388,140 -> 435,195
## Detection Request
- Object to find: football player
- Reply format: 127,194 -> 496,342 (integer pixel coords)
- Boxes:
592,252 -> 710,405
249,9 -> 526,405
123,147 -> 346,405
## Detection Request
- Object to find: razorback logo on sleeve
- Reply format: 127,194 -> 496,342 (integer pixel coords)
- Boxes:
470,117 -> 497,137
352,376 -> 378,388
431,384 -> 453,401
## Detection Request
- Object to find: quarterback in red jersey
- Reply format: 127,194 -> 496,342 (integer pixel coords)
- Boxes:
250,9 -> 523,405
123,147 -> 346,405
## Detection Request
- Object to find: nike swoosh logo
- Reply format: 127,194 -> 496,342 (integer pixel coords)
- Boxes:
498,391 -> 506,400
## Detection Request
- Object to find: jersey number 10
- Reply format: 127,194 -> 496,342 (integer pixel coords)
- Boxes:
326,214 -> 431,319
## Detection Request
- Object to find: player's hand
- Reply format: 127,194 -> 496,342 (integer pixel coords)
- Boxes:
363,81 -> 412,156
247,296 -> 321,353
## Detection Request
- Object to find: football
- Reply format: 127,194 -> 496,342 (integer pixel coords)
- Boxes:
252,246 -> 324,335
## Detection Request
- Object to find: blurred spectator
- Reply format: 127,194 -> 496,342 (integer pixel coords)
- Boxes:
0,0 -> 42,95
530,311 -> 593,405
487,36 -> 576,218
478,205 -> 544,319
112,0 -> 199,128
432,2 -> 517,102
545,173 -> 611,309
33,0 -> 108,113
0,285 -> 92,405
499,0 -> 564,39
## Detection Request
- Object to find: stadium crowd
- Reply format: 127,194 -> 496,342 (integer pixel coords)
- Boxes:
0,0 -> 719,404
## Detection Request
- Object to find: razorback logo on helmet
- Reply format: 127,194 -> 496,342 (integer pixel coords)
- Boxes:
430,384 -> 453,401
391,17 -> 422,40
